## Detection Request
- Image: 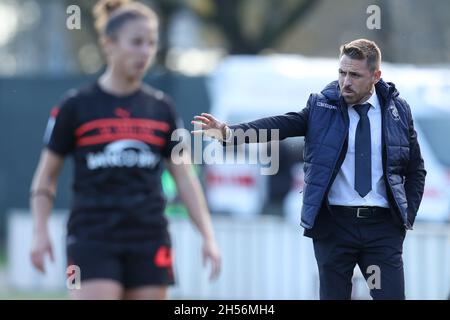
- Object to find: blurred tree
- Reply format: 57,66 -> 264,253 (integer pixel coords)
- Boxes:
188,0 -> 320,54
65,0 -> 320,70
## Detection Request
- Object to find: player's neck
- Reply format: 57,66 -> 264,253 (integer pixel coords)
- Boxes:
99,68 -> 141,97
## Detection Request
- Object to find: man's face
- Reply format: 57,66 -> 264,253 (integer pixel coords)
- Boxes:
338,54 -> 381,105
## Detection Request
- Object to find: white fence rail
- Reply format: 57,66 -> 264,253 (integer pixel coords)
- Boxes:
6,210 -> 450,299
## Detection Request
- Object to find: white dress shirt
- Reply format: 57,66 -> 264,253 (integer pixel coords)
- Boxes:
328,90 -> 389,207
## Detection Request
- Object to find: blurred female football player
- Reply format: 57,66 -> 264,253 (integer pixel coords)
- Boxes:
30,0 -> 221,300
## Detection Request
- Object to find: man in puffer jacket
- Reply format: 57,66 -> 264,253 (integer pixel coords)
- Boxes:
192,39 -> 426,300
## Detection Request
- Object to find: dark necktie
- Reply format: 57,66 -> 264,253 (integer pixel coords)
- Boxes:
354,103 -> 372,197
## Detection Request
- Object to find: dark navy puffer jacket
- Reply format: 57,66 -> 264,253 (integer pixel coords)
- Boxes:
227,79 -> 426,230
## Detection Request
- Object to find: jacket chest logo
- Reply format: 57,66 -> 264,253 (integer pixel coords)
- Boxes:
389,104 -> 400,121
316,101 -> 337,110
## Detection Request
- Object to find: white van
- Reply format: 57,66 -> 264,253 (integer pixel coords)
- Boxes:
380,66 -> 450,222
205,55 -> 450,222
204,55 -> 336,218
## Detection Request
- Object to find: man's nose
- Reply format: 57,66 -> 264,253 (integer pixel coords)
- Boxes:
343,75 -> 352,87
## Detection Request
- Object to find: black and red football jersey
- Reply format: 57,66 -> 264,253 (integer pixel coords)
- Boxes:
45,82 -> 184,242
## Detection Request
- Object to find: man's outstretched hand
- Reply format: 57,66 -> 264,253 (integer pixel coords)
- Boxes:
191,113 -> 229,141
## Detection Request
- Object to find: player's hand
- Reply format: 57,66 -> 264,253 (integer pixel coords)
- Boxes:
191,113 -> 229,140
202,238 -> 221,281
30,230 -> 54,273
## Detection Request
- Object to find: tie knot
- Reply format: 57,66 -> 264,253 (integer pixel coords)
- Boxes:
354,103 -> 371,117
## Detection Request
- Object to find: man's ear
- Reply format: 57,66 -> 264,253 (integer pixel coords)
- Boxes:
373,69 -> 381,83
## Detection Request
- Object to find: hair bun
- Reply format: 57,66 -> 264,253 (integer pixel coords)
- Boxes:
93,0 -> 132,34
103,0 -> 131,15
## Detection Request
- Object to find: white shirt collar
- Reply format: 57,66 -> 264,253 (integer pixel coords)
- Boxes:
349,89 -> 378,109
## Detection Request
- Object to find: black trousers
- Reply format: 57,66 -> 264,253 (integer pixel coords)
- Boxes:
312,206 -> 406,300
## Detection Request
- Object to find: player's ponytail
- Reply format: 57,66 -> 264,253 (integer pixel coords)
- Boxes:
93,0 -> 158,39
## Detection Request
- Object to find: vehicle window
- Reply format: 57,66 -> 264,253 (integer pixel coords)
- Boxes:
416,113 -> 450,167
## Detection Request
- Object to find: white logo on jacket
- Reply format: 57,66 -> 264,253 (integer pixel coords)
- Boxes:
389,104 -> 400,121
316,101 -> 337,110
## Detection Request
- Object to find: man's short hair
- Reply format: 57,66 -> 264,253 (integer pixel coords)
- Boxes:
339,39 -> 381,72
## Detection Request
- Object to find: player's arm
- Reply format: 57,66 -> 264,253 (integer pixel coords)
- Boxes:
30,149 -> 65,273
164,153 -> 221,280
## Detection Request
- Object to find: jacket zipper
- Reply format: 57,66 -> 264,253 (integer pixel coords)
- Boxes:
322,102 -> 349,212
